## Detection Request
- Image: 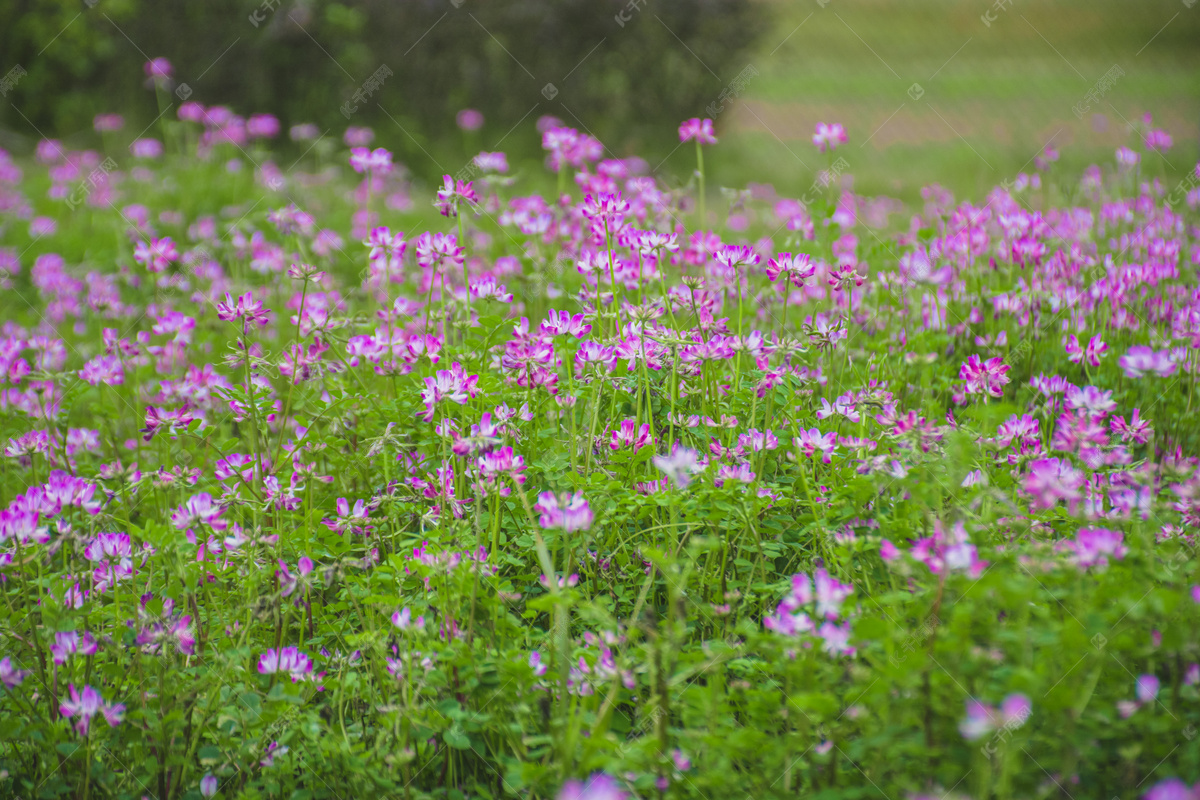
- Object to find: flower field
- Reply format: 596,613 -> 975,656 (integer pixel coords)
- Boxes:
2,64 -> 1200,800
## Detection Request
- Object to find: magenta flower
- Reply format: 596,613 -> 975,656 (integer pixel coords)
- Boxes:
609,419 -> 652,452
144,57 -> 173,80
557,773 -> 626,800
0,656 -> 28,688
1119,346 -> 1177,378
322,498 -> 372,536
435,174 -> 479,217
652,445 -> 703,488
812,122 -> 848,152
1142,779 -> 1199,800
1061,527 -> 1126,569
93,114 -> 124,132
50,631 -> 99,665
959,693 -> 1030,740
1064,333 -> 1108,367
794,428 -> 837,464
59,684 -> 124,736
133,236 -> 179,273
678,118 -> 717,145
456,108 -> 484,131
540,309 -> 592,338
1136,673 -> 1160,704
766,252 -> 815,286
958,355 -> 1011,398
216,291 -> 271,325
419,362 -> 479,422
200,774 -> 218,797
257,647 -> 314,681
349,147 -> 393,175
535,491 -> 594,532
911,520 -> 987,578
391,607 -> 426,631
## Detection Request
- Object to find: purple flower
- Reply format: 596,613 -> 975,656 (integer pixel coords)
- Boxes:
0,656 -> 28,688
59,684 -> 124,736
557,773 -> 626,800
652,445 -> 703,488
1142,778 -> 1198,800
1136,674 -> 1160,704
1119,346 -> 1177,378
144,58 -> 173,80
457,108 -> 484,131
678,118 -> 717,145
200,774 -> 218,797
812,122 -> 847,152
257,647 -> 314,681
536,492 -> 594,533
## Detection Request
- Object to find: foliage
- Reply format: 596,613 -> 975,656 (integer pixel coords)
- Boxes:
0,74 -> 1199,800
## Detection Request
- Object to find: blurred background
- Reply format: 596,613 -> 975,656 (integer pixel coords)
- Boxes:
2,0 -> 1197,202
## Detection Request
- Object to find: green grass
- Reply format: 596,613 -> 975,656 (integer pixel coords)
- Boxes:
685,0 -> 1200,204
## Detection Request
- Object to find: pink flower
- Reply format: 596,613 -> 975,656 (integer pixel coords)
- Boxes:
1023,457 -> 1085,512
1136,673 -> 1160,704
59,684 -> 124,736
1119,346 -> 1177,378
457,108 -> 484,131
1142,779 -> 1199,800
133,237 -> 178,273
609,419 -> 652,452
144,58 -> 172,80
959,355 -> 1011,398
349,147 -> 393,175
536,491 -> 594,532
436,174 -> 479,217
794,428 -> 837,464
812,122 -> 847,152
257,647 -> 314,681
765,252 -> 815,286
540,309 -> 592,338
322,498 -> 372,536
653,445 -> 703,488
0,656 -> 28,688
1064,333 -> 1108,367
391,607 -> 426,631
1061,527 -> 1126,569
678,118 -> 717,145
419,362 -> 479,422
557,773 -> 626,800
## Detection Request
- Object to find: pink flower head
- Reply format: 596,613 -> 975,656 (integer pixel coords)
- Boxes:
557,773 -> 626,800
257,647 -> 314,681
794,428 -> 837,464
436,174 -> 480,217
812,122 -> 848,152
540,309 -> 592,338
1119,346 -> 1176,378
59,684 -> 124,736
456,108 -> 484,131
609,419 -> 652,452
652,445 -> 703,488
349,147 -> 393,175
959,355 -> 1011,398
678,118 -> 717,145
536,491 -> 594,532
133,237 -> 179,273
766,252 -> 815,286
144,58 -> 173,81
1136,673 -> 1160,704
0,656 -> 28,688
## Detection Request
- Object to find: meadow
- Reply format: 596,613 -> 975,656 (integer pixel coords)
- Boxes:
0,32 -> 1199,800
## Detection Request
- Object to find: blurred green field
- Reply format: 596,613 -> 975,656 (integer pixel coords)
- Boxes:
695,0 -> 1200,203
